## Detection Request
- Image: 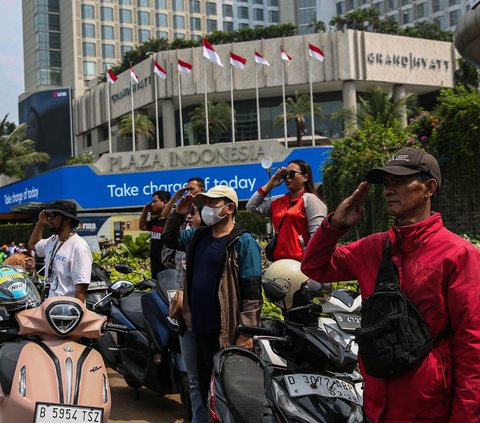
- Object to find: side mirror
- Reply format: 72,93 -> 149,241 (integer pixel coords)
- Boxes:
101,249 -> 110,259
110,280 -> 135,298
262,277 -> 286,304
114,264 -> 134,274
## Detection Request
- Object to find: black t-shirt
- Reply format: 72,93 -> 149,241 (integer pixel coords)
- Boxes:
146,216 -> 167,278
190,231 -> 228,335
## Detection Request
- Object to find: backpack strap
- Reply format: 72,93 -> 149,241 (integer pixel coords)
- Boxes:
375,238 -> 399,289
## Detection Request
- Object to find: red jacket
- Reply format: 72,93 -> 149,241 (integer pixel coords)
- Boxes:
301,213 -> 480,423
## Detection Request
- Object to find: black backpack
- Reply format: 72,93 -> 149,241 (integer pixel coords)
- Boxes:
355,239 -> 436,378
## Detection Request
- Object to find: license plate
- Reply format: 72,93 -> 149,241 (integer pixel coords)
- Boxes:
34,403 -> 103,423
333,312 -> 361,331
284,374 -> 361,405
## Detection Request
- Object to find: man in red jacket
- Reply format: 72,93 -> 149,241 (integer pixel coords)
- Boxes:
301,148 -> 480,422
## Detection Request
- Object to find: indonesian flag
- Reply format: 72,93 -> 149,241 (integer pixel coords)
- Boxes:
130,64 -> 139,84
153,60 -> 167,79
177,59 -> 192,74
254,50 -> 270,66
308,43 -> 324,62
281,47 -> 292,62
202,38 -> 223,67
230,52 -> 246,70
106,68 -> 117,84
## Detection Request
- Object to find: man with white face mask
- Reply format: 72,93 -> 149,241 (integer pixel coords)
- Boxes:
163,185 -> 263,412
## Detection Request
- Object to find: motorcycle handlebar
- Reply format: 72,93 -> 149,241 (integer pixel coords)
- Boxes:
105,323 -> 131,333
238,325 -> 280,337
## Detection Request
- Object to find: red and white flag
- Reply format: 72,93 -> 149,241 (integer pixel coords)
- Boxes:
106,68 -> 117,84
153,60 -> 167,79
177,59 -> 192,74
281,47 -> 292,62
130,64 -> 139,84
230,52 -> 246,70
308,43 -> 324,62
254,50 -> 270,66
202,38 -> 223,67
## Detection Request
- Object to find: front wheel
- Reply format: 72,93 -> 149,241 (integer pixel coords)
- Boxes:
176,371 -> 192,423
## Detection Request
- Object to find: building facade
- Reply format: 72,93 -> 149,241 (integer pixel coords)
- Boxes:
21,0 -> 281,100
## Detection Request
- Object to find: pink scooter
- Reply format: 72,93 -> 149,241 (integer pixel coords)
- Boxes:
0,265 -> 133,423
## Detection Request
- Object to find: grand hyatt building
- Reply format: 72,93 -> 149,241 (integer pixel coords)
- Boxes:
2,30 -> 456,242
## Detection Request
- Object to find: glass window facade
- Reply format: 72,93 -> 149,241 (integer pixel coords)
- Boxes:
268,10 -> 279,22
101,7 -> 113,21
121,45 -> 133,56
121,27 -> 133,41
206,2 -> 217,15
416,2 -> 427,19
222,4 -> 233,17
102,44 -> 115,58
156,13 -> 167,27
83,61 -> 96,76
119,0 -> 132,4
254,8 -> 264,21
173,0 -> 184,11
83,42 -> 96,57
81,4 -> 94,20
156,30 -> 168,38
101,25 -> 114,40
137,0 -> 149,6
432,0 -> 443,12
34,13 -> 60,31
120,9 -> 132,23
268,0 -> 278,5
138,11 -> 150,25
190,0 -> 201,13
82,23 -> 95,38
238,6 -> 249,19
174,15 -> 185,29
138,28 -> 151,41
190,17 -> 201,31
223,20 -> 234,31
156,0 -> 166,8
207,19 -> 217,32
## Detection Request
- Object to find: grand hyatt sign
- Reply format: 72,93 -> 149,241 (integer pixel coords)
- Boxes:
367,52 -> 450,71
105,143 -> 267,172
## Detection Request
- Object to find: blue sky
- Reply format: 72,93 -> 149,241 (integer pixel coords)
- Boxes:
0,0 -> 24,124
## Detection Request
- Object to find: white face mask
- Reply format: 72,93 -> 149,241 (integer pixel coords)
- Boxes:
201,204 -> 231,226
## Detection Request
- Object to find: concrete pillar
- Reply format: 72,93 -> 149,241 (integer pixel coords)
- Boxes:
162,100 -> 176,149
393,84 -> 407,128
342,81 -> 357,129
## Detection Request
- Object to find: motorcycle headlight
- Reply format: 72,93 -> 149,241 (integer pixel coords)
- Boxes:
46,302 -> 83,336
325,324 -> 348,348
271,379 -> 318,423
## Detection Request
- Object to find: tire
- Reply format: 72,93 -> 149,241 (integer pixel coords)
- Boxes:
177,371 -> 192,423
123,375 -> 142,390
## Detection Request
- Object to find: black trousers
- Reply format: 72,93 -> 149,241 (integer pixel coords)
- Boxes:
195,333 -> 220,406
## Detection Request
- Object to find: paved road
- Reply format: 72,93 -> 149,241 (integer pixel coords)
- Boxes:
108,370 -> 185,423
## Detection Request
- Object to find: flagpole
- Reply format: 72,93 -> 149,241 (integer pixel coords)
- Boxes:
255,62 -> 261,141
177,54 -> 184,147
204,59 -> 210,145
130,76 -> 135,152
309,56 -> 315,147
107,80 -> 112,154
230,63 -> 235,143
281,51 -> 287,147
153,56 -> 160,150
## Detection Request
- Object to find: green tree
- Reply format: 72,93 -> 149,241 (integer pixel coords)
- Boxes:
274,91 -> 324,146
0,124 -> 49,178
323,119 -> 418,240
454,57 -> 480,89
309,19 -> 326,33
332,87 -> 415,128
188,101 -> 232,143
0,115 -> 16,137
66,151 -> 95,165
400,21 -> 452,42
118,112 -> 155,149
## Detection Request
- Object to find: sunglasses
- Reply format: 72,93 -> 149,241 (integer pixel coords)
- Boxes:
46,212 -> 62,220
281,170 -> 304,180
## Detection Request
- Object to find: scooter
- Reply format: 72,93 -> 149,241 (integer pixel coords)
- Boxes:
96,265 -> 192,421
0,264 -> 134,423
208,266 -> 363,423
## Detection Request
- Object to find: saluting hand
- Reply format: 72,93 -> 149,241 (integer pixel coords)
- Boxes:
175,193 -> 194,215
331,182 -> 371,230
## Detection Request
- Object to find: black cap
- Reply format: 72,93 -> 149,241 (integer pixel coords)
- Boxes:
44,200 -> 78,222
366,148 -> 441,189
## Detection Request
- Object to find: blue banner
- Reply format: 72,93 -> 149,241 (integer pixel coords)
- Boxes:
0,146 -> 332,213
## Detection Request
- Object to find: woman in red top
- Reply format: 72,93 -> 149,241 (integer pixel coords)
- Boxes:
246,159 -> 327,261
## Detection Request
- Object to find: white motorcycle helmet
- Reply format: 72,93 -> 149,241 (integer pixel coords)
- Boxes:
262,259 -> 309,310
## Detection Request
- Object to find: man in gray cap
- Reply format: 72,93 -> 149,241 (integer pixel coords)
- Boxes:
301,148 -> 480,422
28,200 -> 92,302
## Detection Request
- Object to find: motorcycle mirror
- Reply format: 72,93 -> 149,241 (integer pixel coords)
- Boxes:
301,280 -> 332,300
110,280 -> 135,298
262,278 -> 286,303
100,249 -> 110,259
114,264 -> 134,274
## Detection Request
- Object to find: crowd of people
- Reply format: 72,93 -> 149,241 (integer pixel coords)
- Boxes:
3,147 -> 480,422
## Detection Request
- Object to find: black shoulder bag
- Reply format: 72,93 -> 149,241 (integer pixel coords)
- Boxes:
354,239 -> 435,378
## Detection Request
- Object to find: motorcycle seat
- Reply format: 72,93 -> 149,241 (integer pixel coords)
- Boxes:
119,292 -> 145,331
222,354 -> 270,423
0,340 -> 28,395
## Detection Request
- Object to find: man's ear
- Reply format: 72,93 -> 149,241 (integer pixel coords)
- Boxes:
425,179 -> 438,198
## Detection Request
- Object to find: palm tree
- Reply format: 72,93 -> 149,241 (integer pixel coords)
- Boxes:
0,114 -> 16,137
118,112 -> 155,149
309,19 -> 326,33
274,91 -> 324,146
0,123 -> 49,178
332,87 -> 415,128
188,101 -> 232,143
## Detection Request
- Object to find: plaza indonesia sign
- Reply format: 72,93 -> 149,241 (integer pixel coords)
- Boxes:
0,146 -> 332,213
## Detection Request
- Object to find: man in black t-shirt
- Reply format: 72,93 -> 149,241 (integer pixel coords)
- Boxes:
139,190 -> 171,279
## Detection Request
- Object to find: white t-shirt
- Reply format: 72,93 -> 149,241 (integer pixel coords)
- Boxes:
35,233 -> 92,298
